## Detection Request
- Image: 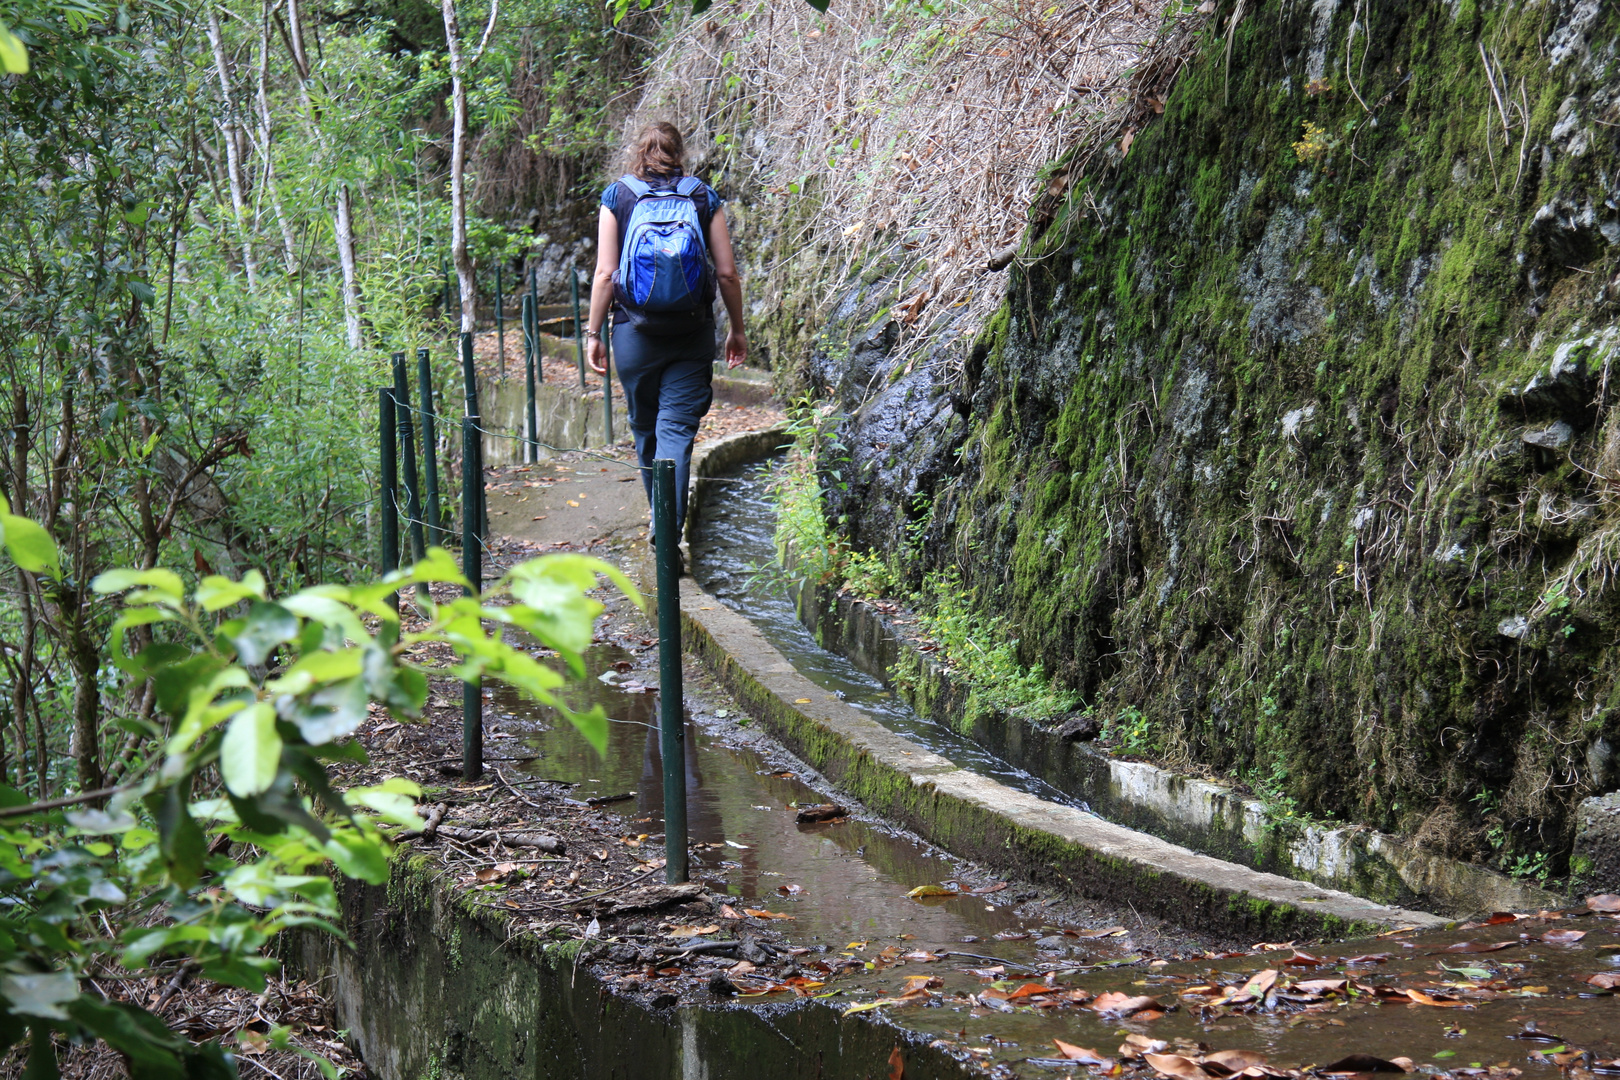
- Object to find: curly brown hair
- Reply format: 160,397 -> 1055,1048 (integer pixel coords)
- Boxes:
626,122 -> 686,179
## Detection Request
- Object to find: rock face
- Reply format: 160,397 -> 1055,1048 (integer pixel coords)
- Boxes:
808,0 -> 1620,873
1575,794 -> 1620,892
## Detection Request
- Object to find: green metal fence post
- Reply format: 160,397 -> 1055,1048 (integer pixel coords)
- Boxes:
652,459 -> 687,884
522,292 -> 537,464
603,319 -> 614,446
417,347 -> 442,548
378,386 -> 399,614
571,267 -> 585,389
495,263 -> 505,380
461,331 -> 487,563
460,330 -> 483,781
392,353 -> 426,570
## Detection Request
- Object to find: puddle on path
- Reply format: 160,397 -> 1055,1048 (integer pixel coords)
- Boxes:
497,645 -> 1106,956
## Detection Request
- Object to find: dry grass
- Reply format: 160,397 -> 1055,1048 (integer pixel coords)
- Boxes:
624,0 -> 1211,371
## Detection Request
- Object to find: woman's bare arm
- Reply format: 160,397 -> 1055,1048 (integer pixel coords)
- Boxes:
586,205 -> 617,374
708,209 -> 747,368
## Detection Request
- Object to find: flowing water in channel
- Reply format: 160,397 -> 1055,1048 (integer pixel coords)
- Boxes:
482,458 -> 1620,1075
689,454 -> 1076,805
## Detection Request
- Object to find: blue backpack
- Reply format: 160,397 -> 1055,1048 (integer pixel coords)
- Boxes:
612,174 -> 714,334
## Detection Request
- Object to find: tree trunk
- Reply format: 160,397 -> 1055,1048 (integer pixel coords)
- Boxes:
335,183 -> 362,349
66,602 -> 103,796
207,6 -> 258,291
442,0 -> 475,334
257,0 -> 298,274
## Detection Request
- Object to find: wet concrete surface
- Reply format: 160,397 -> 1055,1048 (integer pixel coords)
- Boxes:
499,642 -> 1150,956
481,441 -> 1620,1077
496,633 -> 1620,1078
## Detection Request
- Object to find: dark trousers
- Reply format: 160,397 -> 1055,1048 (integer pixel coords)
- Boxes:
611,322 -> 715,537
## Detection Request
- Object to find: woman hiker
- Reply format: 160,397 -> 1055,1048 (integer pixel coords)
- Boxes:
585,122 -> 747,563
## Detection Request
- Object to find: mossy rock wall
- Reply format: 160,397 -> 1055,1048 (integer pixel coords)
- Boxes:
832,0 -> 1620,871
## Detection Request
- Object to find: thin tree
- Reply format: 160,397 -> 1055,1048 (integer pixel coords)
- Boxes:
442,0 -> 497,336
206,4 -> 258,290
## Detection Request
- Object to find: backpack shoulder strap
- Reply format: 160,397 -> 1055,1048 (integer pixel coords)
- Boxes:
674,176 -> 703,198
620,174 -> 652,198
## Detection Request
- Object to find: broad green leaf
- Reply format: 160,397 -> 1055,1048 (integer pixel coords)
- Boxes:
280,590 -> 367,643
0,513 -> 59,576
401,546 -> 470,587
221,702 -> 281,796
150,781 -> 206,887
229,601 -> 300,666
122,924 -> 212,967
92,567 -> 185,600
346,789 -> 424,829
108,606 -> 178,673
196,570 -> 267,612
283,676 -> 367,745
322,829 -> 388,884
266,647 -> 364,695
0,23 -> 28,75
565,704 -> 609,757
168,666 -> 253,753
1,971 -> 78,1019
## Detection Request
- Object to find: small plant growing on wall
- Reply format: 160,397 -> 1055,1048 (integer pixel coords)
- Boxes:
1293,120 -> 1332,163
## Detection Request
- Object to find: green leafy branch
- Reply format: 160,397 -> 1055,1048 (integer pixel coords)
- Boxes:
0,501 -> 639,1077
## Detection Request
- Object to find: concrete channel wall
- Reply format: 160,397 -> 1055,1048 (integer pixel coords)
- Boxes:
790,581 -> 1558,918
290,857 -> 972,1080
672,430 -> 1445,942
475,363 -> 616,469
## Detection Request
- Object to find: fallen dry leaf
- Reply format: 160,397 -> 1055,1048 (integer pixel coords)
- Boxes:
1230,969 -> 1279,1003
1055,1040 -> 1115,1067
1532,928 -> 1586,944
1586,894 -> 1620,912
1318,1055 -> 1413,1074
1144,1052 -> 1208,1080
1291,978 -> 1348,995
742,908 -> 795,920
889,1044 -> 904,1080
1427,941 -> 1517,955
1586,973 -> 1620,989
667,925 -> 720,938
1118,1035 -> 1167,1059
906,884 -> 959,898
1203,1050 -> 1270,1073
1091,991 -> 1162,1016
1404,988 -> 1470,1008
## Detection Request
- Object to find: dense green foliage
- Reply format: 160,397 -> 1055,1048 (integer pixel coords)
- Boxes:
0,498 -> 630,1075
0,0 -> 657,795
0,0 -> 658,1069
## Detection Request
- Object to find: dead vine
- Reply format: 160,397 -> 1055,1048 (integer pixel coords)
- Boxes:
626,0 -> 1211,376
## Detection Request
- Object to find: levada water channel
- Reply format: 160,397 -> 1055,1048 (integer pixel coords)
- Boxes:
294,453 -> 1620,1080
